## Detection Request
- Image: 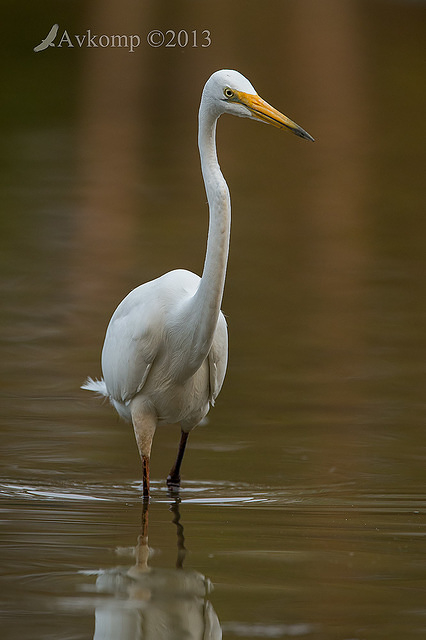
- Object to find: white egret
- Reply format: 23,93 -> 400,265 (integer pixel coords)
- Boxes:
82,69 -> 313,499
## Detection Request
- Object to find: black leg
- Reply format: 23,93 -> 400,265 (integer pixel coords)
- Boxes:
142,454 -> 150,501
167,430 -> 189,488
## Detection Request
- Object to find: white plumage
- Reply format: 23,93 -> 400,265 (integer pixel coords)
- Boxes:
86,270 -> 227,426
83,69 -> 313,499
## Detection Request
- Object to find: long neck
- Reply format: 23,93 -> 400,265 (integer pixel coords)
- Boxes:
196,105 -> 231,326
176,102 -> 230,378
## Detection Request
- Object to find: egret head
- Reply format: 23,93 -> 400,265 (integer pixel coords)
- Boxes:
202,69 -> 314,142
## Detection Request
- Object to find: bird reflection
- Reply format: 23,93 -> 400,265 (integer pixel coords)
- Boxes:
92,500 -> 222,640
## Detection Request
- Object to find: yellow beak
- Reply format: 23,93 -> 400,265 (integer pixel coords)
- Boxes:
235,90 -> 314,142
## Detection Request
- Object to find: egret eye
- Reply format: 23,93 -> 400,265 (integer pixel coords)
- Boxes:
224,88 -> 234,99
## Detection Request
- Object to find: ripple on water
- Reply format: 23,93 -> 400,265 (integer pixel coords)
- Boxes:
1,477 -> 425,515
1,475 -> 425,640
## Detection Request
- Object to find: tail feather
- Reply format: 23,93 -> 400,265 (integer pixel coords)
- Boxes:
81,376 -> 109,397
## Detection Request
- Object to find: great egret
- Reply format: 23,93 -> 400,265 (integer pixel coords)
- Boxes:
82,69 -> 313,499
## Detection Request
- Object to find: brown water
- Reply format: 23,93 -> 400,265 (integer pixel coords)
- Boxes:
1,1 -> 426,638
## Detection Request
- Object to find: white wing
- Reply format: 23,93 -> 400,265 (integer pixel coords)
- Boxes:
208,311 -> 228,404
101,270 -> 200,404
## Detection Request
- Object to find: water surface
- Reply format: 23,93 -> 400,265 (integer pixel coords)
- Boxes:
1,1 -> 426,638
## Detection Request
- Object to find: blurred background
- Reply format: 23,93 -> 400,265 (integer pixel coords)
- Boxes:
1,1 -> 426,639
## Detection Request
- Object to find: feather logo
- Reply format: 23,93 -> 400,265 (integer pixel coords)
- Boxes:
33,24 -> 59,52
